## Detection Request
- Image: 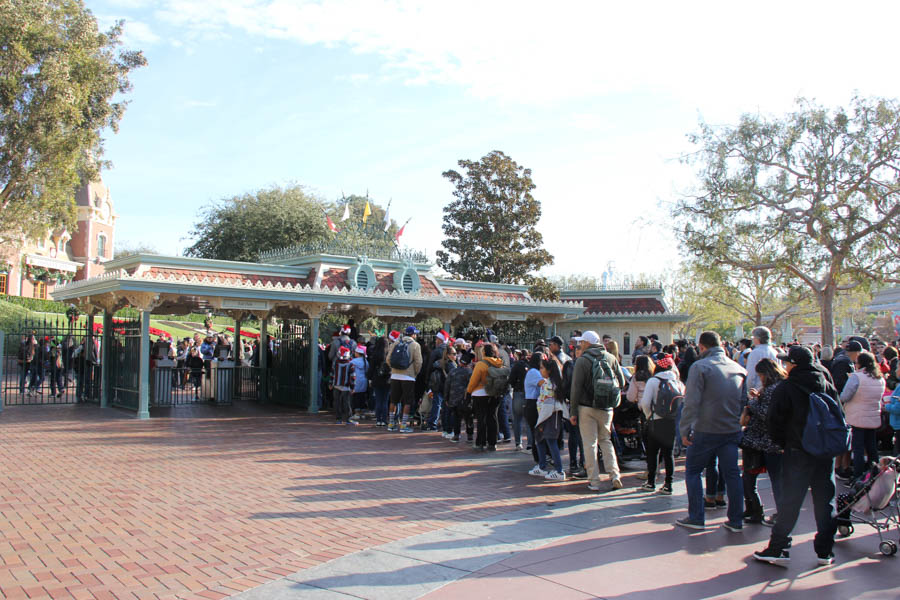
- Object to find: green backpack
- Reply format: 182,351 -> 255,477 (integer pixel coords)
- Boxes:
589,351 -> 621,409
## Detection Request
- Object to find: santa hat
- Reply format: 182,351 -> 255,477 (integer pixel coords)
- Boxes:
388,330 -> 401,342
454,338 -> 467,348
355,345 -> 367,355
338,346 -> 351,357
341,324 -> 351,335
435,329 -> 450,344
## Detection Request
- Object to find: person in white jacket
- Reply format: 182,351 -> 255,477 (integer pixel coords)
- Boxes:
840,351 -> 886,479
639,354 -> 685,494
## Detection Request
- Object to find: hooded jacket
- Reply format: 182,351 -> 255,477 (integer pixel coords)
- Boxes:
767,363 -> 840,450
466,356 -> 503,396
680,346 -> 746,435
638,369 -> 685,421
829,350 -> 854,393
570,345 -> 626,411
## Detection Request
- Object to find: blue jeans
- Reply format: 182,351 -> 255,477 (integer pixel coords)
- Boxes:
497,392 -> 512,439
705,456 -> 727,498
511,391 -> 526,445
19,361 -> 34,394
684,431 -> 744,525
428,392 -> 443,428
851,427 -> 878,478
565,418 -> 585,470
373,385 -> 389,423
537,436 -> 563,474
769,447 -> 837,555
674,404 -> 684,453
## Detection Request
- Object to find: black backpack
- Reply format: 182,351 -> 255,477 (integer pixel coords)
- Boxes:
650,376 -> 683,420
389,340 -> 412,370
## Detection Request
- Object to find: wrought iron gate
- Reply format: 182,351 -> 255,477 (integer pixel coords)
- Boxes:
268,319 -> 311,409
1,315 -> 100,406
106,316 -> 141,410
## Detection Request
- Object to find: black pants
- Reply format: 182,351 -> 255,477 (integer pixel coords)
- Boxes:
474,395 -> 500,449
525,398 -> 539,462
453,406 -> 474,438
645,433 -> 674,485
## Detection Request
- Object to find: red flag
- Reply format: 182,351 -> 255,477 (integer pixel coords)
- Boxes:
395,218 -> 410,241
327,215 -> 339,233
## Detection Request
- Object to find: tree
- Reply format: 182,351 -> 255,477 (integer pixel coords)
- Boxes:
438,151 -> 553,283
185,185 -> 331,262
114,241 -> 159,259
527,276 -> 560,302
675,97 -> 900,346
0,0 -> 146,246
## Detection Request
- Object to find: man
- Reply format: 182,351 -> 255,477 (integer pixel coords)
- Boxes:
423,329 -> 450,431
753,345 -> 840,567
676,331 -> 746,532
736,338 -> 752,368
745,327 -> 779,392
387,326 -> 423,433
329,325 -> 357,366
632,335 -> 649,364
570,330 -> 626,491
488,332 -> 513,443
549,335 -> 585,478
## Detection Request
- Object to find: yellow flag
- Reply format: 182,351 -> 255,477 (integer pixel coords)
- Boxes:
363,200 -> 372,224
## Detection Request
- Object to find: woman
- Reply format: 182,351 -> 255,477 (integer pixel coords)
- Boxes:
638,354 -> 683,494
524,352 -> 544,466
531,358 -> 569,481
841,351 -> 886,479
466,344 -> 504,452
626,355 -> 654,405
186,346 -> 205,400
508,349 -> 529,451
369,336 -> 391,426
740,358 -> 785,525
436,345 -> 458,438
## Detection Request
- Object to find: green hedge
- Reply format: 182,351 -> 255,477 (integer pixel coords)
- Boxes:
0,295 -> 69,314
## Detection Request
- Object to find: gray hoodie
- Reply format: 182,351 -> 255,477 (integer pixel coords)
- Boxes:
680,346 -> 747,435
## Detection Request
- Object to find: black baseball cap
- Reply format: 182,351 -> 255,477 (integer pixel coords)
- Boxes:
777,345 -> 814,366
549,335 -> 564,346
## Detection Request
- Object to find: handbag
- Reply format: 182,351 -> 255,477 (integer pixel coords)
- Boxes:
742,446 -> 767,474
647,417 -> 676,447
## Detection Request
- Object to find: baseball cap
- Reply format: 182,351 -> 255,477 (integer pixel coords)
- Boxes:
846,340 -> 863,353
549,335 -> 564,346
777,345 -> 814,366
405,325 -> 419,335
849,336 -> 870,351
573,331 -> 601,345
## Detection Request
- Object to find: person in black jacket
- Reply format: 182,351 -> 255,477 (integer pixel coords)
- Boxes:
754,345 -> 841,567
508,349 -> 529,450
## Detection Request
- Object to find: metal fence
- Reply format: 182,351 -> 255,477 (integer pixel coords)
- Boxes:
0,315 -> 100,406
269,320 -> 311,408
106,316 -> 141,410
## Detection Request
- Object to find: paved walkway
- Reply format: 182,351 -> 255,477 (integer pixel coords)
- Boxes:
0,404 -> 896,599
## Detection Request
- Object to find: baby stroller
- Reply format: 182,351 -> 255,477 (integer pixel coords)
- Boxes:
836,456 -> 900,556
613,400 -> 646,464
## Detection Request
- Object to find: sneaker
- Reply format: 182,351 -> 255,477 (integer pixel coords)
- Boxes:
611,478 -> 623,490
499,438 -> 512,444
335,419 -> 343,424
658,484 -> 673,495
451,436 -> 460,443
529,465 -> 548,477
572,468 -> 588,479
753,547 -> 790,567
486,446 -> 497,452
399,425 -> 413,433
704,498 -> 717,509
675,518 -> 706,530
515,443 -> 523,451
722,522 -> 743,533
387,422 -> 398,431
762,514 -> 777,527
816,552 -> 835,566
545,471 -> 566,481
641,482 -> 656,492
473,445 -> 485,452
587,482 -> 602,492
834,469 -> 851,482
716,499 -> 727,508
346,420 -> 358,426
441,432 -> 451,439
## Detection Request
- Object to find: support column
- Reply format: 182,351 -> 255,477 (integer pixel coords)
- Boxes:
0,331 -> 4,414
544,324 -> 553,340
309,317 -> 320,413
234,317 -> 242,363
259,317 -> 268,403
100,311 -> 112,408
138,310 -> 150,419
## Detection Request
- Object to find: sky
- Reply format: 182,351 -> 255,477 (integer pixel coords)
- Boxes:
88,0 -> 900,281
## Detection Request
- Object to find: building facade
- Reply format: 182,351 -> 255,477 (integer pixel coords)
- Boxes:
0,177 -> 115,299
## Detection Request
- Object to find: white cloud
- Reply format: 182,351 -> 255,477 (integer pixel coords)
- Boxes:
97,15 -> 160,47
146,0 -> 900,109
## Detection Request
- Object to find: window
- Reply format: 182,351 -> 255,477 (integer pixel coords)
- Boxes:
356,269 -> 369,289
402,272 -> 414,293
0,274 -> 6,295
623,332 -> 631,356
34,281 -> 47,299
97,234 -> 107,258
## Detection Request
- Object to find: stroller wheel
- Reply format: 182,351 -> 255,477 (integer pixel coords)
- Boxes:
879,541 -> 897,556
837,524 -> 853,538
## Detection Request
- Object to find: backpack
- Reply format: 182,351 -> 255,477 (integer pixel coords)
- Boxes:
484,364 -> 511,397
794,383 -> 850,459
589,351 -> 621,409
429,361 -> 446,393
389,340 -> 411,370
650,376 -> 683,420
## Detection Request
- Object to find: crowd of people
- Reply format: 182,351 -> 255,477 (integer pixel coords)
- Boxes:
320,322 -> 900,568
16,332 -> 101,400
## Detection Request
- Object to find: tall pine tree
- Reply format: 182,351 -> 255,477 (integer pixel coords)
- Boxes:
438,151 -> 553,283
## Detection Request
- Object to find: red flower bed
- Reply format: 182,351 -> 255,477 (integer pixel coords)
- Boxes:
226,326 -> 260,339
92,319 -> 170,338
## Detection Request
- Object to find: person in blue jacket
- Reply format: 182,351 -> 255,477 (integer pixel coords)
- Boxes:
350,345 -> 369,423
885,360 -> 900,456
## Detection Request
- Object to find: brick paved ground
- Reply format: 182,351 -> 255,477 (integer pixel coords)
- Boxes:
0,403 -> 601,600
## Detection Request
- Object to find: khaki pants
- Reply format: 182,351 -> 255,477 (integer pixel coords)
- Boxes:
579,406 -> 619,485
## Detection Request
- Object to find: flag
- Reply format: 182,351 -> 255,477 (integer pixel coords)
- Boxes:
395,218 -> 410,241
383,199 -> 391,231
341,203 -> 350,222
363,200 -> 371,224
326,215 -> 339,233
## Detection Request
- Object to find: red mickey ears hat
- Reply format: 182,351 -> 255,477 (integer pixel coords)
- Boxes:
389,330 -> 401,341
338,345 -> 351,357
436,330 -> 450,343
341,324 -> 351,334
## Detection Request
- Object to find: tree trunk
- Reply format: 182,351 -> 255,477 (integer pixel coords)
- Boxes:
818,284 -> 836,347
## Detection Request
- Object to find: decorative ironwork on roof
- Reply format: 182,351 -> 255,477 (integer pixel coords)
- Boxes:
259,221 -> 429,264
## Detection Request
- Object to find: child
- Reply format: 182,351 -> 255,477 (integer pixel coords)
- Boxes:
332,346 -> 356,425
350,345 -> 369,422
444,352 -> 474,442
531,358 -> 569,481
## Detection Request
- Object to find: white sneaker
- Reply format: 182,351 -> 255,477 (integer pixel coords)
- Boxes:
515,443 -> 523,451
545,471 -> 566,481
528,465 -> 548,477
